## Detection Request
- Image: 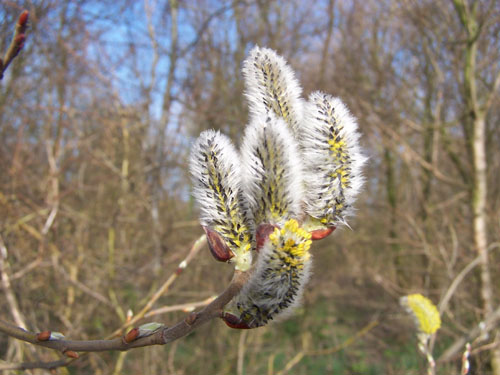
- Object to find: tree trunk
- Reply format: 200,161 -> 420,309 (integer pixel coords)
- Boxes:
451,0 -> 499,370
472,115 -> 500,374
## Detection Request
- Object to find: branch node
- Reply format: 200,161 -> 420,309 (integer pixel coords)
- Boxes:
184,312 -> 198,326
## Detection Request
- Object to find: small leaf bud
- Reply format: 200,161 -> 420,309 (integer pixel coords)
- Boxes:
310,226 -> 336,240
18,11 -> 29,28
204,227 -> 235,262
36,331 -> 51,341
137,322 -> 163,338
124,328 -> 139,343
49,332 -> 65,340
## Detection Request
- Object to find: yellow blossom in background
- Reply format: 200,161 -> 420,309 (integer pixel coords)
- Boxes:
401,294 -> 441,335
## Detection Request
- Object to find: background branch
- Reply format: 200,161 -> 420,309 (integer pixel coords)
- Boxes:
0,10 -> 28,79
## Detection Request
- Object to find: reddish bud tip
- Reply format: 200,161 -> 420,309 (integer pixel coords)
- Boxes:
15,34 -> 26,46
203,227 -> 234,262
36,331 -> 51,341
222,313 -> 252,329
124,328 -> 140,343
64,350 -> 79,359
18,11 -> 29,27
256,224 -> 279,252
311,226 -> 336,240
184,312 -> 197,325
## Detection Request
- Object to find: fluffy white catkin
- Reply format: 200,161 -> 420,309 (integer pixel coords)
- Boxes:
223,219 -> 312,329
300,92 -> 366,228
242,46 -> 304,135
189,130 -> 254,271
240,114 -> 304,227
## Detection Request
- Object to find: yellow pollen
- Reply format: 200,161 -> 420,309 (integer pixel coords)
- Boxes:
401,294 -> 441,335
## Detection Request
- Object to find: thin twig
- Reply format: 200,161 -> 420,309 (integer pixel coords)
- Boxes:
0,10 -> 29,80
108,234 -> 207,338
54,259 -> 115,308
145,296 -> 216,317
308,320 -> 379,356
0,235 -> 27,330
237,330 -> 248,375
438,305 -> 500,363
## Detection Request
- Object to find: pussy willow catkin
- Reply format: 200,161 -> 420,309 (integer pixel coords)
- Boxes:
223,219 -> 312,329
189,130 -> 254,271
300,92 -> 366,228
190,46 -> 366,329
240,114 -> 304,227
242,46 -> 304,135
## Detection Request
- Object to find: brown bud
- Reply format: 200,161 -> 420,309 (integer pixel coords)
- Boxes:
18,11 -> 29,27
124,327 -> 139,343
203,227 -> 234,262
184,312 -> 197,325
36,331 -> 51,341
222,312 -> 251,329
64,350 -> 79,359
255,223 -> 279,252
310,226 -> 336,240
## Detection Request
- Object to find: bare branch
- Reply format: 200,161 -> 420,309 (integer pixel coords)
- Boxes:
439,243 -> 500,315
0,235 -> 27,330
0,231 -> 250,373
438,305 -> 500,363
0,270 -> 249,357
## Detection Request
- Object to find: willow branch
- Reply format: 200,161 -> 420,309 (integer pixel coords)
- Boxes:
0,233 -> 249,374
0,270 -> 249,356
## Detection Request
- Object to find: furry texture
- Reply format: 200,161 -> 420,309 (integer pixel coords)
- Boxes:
240,114 -> 304,227
223,219 -> 312,328
189,130 -> 254,271
242,46 -> 304,134
189,47 -> 367,329
300,92 -> 366,227
400,294 -> 441,335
